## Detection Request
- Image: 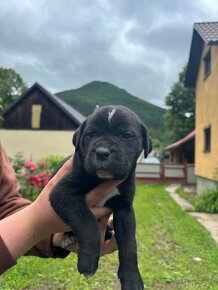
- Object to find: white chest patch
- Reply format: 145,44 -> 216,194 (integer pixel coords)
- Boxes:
96,187 -> 120,207
108,109 -> 116,123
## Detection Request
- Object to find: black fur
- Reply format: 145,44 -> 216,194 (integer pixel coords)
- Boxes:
49,106 -> 152,290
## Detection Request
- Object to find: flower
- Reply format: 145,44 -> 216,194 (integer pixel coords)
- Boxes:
24,161 -> 37,171
22,158 -> 53,193
40,160 -> 46,168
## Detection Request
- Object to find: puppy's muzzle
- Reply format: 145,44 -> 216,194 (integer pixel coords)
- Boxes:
93,146 -> 114,179
95,147 -> 111,161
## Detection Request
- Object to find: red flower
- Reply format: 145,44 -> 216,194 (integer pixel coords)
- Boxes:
24,161 -> 37,171
40,161 -> 46,168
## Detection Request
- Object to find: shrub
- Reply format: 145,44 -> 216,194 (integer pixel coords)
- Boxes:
38,155 -> 64,171
10,152 -> 26,174
195,189 -> 218,213
21,160 -> 52,201
11,154 -> 64,201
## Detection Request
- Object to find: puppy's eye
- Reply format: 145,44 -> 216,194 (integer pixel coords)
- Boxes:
120,131 -> 134,139
86,131 -> 96,139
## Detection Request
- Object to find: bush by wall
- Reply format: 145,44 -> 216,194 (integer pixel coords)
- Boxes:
195,189 -> 218,213
11,154 -> 64,201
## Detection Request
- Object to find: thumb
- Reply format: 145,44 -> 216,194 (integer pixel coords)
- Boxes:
90,207 -> 111,220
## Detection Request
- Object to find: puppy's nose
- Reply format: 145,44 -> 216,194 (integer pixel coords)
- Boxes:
96,147 -> 110,160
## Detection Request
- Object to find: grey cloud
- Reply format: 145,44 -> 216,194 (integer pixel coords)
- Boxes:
0,0 -> 217,107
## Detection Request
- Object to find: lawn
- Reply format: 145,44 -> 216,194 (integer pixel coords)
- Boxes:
176,186 -> 198,207
1,184 -> 218,290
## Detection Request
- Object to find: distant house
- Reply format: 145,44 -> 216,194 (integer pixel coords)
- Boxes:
2,82 -> 85,130
185,22 -> 218,193
165,130 -> 195,164
0,83 -> 85,160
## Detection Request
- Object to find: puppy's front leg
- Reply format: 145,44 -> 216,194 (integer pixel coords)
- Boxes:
114,206 -> 144,290
49,180 -> 100,277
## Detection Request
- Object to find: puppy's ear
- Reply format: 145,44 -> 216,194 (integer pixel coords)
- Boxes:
72,120 -> 87,152
141,124 -> 152,158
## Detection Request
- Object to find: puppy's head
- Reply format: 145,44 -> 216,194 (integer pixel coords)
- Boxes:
73,106 -> 152,180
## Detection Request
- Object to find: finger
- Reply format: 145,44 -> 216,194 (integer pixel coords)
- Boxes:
107,216 -> 114,229
52,232 -> 65,247
86,179 -> 123,207
99,215 -> 110,231
90,207 -> 111,220
99,215 -> 110,244
48,157 -> 73,187
100,234 -> 118,256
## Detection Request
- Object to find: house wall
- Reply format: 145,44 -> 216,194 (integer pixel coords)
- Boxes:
195,45 -> 218,181
196,176 -> 217,194
0,130 -> 75,161
2,88 -> 78,130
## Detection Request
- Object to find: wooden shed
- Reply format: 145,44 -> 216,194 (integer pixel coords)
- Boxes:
0,83 -> 86,160
1,82 -> 85,130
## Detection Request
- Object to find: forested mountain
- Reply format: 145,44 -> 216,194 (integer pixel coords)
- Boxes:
57,81 -> 166,140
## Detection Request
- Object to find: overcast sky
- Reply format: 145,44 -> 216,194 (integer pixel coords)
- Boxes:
0,0 -> 217,107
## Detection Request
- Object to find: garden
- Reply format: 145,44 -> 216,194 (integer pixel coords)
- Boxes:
10,153 -> 64,201
1,155 -> 218,289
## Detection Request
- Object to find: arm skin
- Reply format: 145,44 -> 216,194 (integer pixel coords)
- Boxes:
0,157 -> 120,273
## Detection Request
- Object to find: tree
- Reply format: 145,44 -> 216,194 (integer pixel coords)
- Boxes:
0,67 -> 27,113
164,66 -> 195,143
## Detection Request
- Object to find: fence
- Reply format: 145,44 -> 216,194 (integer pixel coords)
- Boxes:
136,162 -> 196,184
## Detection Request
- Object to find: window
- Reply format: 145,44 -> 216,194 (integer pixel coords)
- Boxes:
204,125 -> 211,152
31,104 -> 42,129
203,48 -> 211,79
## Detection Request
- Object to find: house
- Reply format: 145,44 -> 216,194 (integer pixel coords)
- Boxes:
2,82 -> 85,130
0,83 -> 85,160
185,22 -> 218,193
165,130 -> 195,164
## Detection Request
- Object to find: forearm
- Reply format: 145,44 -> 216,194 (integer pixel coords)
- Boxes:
0,194 -> 69,263
0,205 -> 45,261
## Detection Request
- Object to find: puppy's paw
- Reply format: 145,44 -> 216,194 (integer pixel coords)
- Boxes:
119,271 -> 144,290
77,253 -> 99,278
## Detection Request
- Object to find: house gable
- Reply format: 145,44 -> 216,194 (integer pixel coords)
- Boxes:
2,83 -> 85,130
185,22 -> 218,87
185,22 -> 218,182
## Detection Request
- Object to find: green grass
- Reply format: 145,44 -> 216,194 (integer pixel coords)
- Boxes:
1,184 -> 218,289
176,186 -> 218,213
176,186 -> 198,207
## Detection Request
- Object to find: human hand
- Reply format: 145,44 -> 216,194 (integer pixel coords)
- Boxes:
32,157 -> 121,250
52,214 -> 117,256
0,157 -> 120,263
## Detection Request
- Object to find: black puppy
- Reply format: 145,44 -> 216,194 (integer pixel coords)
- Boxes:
49,105 -> 152,290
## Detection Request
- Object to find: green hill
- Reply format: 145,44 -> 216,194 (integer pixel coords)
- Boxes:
56,81 -> 166,140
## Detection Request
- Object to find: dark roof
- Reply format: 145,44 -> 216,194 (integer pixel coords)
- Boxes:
165,130 -> 195,151
185,22 -> 218,87
195,22 -> 218,44
2,83 -> 86,125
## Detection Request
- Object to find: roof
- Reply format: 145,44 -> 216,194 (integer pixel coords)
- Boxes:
2,83 -> 86,125
194,22 -> 218,44
185,22 -> 218,87
165,130 -> 195,151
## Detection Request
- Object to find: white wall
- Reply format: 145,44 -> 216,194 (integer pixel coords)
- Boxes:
0,130 -> 75,160
197,176 -> 217,194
